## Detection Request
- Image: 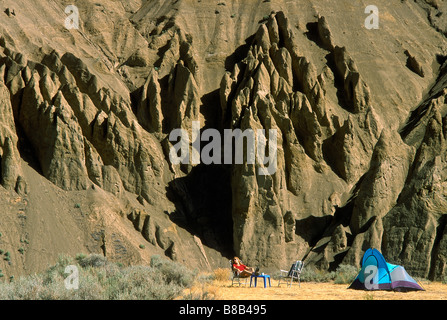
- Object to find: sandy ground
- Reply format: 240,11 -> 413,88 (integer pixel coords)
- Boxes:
189,280 -> 447,300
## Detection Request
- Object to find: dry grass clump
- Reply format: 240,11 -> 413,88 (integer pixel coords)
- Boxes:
179,281 -> 222,300
213,268 -> 231,281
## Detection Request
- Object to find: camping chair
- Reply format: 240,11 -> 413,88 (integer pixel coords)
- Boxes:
278,260 -> 304,287
230,260 -> 249,286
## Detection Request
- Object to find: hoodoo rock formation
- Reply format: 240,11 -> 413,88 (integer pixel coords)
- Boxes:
0,0 -> 446,280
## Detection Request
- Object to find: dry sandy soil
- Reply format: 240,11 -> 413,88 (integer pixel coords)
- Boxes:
190,280 -> 447,300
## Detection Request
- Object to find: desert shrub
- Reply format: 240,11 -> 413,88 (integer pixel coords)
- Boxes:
0,254 -> 198,300
150,255 -> 196,287
43,254 -> 75,285
333,264 -> 359,284
300,266 -> 336,283
293,264 -> 359,284
299,264 -> 359,283
76,253 -> 107,268
104,265 -> 181,300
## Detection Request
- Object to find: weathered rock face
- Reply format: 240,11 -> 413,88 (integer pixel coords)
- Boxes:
217,7 -> 447,275
219,11 -> 386,269
0,22 -> 225,276
0,81 -> 23,192
0,0 -> 446,279
304,60 -> 447,275
382,62 -> 447,279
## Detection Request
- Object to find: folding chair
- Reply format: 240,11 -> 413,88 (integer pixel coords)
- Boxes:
278,260 -> 304,287
230,260 -> 249,286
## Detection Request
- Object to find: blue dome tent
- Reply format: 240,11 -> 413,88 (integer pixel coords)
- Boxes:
348,248 -> 424,292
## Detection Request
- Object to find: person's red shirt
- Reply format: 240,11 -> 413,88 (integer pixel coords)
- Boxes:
233,263 -> 246,272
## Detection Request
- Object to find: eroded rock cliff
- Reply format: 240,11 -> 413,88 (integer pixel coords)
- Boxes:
0,0 -> 446,279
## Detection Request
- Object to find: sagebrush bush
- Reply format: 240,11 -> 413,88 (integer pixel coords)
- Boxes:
300,266 -> 336,283
333,264 -> 359,284
298,264 -> 358,284
76,253 -> 107,268
150,255 -> 196,287
0,254 -> 199,300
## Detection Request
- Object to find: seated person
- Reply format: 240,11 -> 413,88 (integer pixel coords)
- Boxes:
232,257 -> 259,277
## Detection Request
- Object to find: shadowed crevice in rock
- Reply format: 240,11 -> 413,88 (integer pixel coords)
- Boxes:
167,164 -> 234,258
224,35 -> 255,73
295,215 -> 333,247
